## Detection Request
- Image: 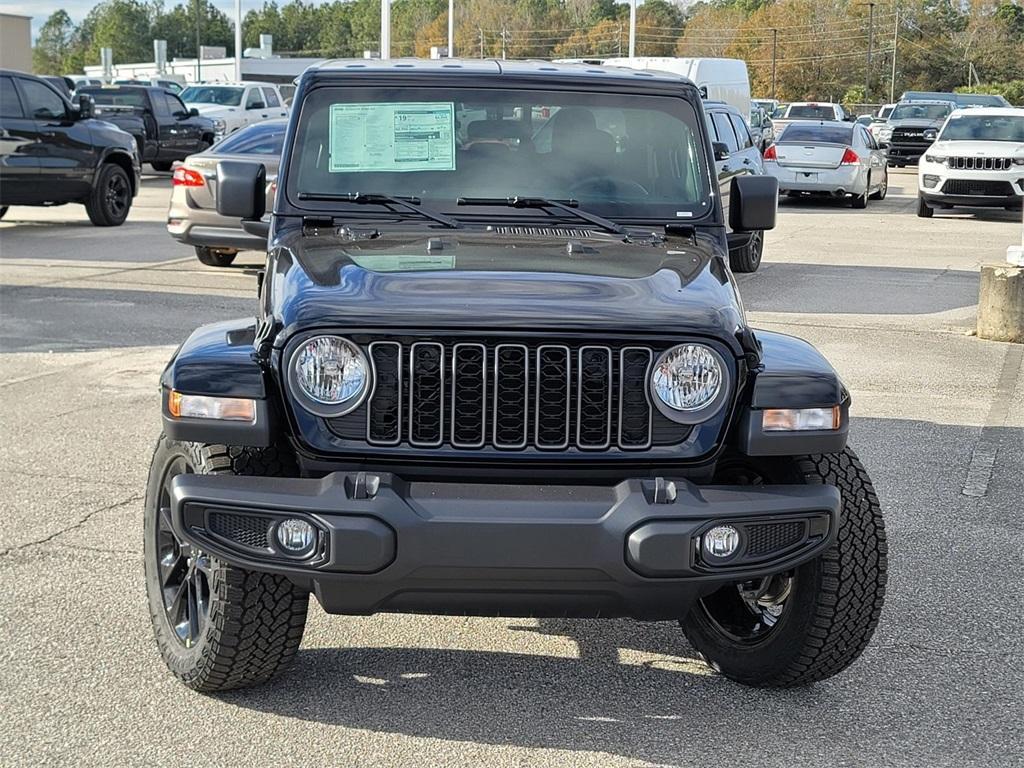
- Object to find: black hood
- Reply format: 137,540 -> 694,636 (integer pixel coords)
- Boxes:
268,227 -> 746,351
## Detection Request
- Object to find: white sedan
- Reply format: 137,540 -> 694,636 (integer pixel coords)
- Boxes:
764,121 -> 889,208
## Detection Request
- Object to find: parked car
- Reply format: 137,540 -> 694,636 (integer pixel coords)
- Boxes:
773,102 -> 850,134
179,81 -> 289,139
77,85 -> 215,172
901,90 -> 1011,108
749,104 -> 775,152
40,75 -> 75,99
704,100 -> 768,271
602,57 -> 752,118
114,76 -> 185,94
0,69 -> 140,225
879,100 -> 956,166
166,119 -> 285,266
916,107 -> 1024,217
764,120 -> 888,207
147,60 -> 887,694
867,103 -> 896,145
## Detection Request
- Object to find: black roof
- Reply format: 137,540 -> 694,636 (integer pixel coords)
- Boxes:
304,57 -> 697,89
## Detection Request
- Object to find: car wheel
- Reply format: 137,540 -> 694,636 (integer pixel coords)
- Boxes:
151,161 -> 174,172
729,230 -> 763,273
194,246 -> 237,267
144,435 -> 309,692
681,449 -> 887,687
917,196 -> 934,218
851,189 -> 868,209
870,171 -> 888,200
85,162 -> 132,226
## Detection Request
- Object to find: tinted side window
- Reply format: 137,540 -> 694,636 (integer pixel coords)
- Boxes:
262,87 -> 280,108
168,94 -> 189,116
151,91 -> 170,116
728,113 -> 753,149
0,76 -> 24,118
712,111 -> 739,153
704,111 -> 719,141
245,89 -> 264,109
20,79 -> 65,120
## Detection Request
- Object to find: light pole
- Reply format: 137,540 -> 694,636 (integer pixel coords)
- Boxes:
770,28 -> 777,101
234,0 -> 242,81
448,0 -> 454,58
381,0 -> 391,58
864,1 -> 875,102
628,0 -> 636,57
194,0 -> 202,81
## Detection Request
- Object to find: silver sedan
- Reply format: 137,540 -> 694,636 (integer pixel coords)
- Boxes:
763,120 -> 889,208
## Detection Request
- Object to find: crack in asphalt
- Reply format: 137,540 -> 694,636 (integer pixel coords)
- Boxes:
0,493 -> 142,558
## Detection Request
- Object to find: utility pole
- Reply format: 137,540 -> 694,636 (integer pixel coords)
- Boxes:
501,28 -> 506,60
628,0 -> 636,57
194,0 -> 202,81
889,8 -> 899,103
381,0 -> 391,58
234,0 -> 242,81
865,1 -> 875,103
479,27 -> 484,58
617,24 -> 623,57
447,0 -> 454,58
770,28 -> 778,101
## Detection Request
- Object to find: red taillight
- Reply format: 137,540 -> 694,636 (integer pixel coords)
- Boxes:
172,167 -> 204,187
763,144 -> 777,160
840,148 -> 859,165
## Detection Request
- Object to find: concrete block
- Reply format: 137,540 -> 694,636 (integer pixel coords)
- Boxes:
977,264 -> 1024,343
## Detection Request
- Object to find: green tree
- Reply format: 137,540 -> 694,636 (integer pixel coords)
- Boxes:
151,1 -> 234,59
33,11 -> 77,74
84,0 -> 153,65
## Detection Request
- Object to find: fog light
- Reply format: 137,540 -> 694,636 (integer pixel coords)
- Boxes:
922,174 -> 940,189
276,519 -> 316,555
702,525 -> 740,559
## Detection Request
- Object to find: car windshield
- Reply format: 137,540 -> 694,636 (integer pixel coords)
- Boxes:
879,105 -> 894,119
180,86 -> 244,106
939,114 -> 1024,142
891,103 -> 952,120
779,123 -> 854,144
81,88 -> 147,108
786,105 -> 835,119
287,85 -> 712,222
214,122 -> 288,155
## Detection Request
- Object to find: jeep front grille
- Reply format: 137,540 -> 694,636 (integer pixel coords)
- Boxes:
946,156 -> 1012,171
349,339 -> 687,451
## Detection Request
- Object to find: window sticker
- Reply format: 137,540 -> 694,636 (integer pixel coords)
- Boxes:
329,102 -> 456,173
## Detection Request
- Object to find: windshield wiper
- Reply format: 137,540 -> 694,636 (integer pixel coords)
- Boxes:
296,192 -> 461,229
456,196 -> 625,236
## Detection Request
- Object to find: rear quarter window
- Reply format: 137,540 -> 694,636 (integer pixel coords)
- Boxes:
0,76 -> 24,118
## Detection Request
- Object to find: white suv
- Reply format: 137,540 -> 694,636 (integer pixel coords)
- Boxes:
179,82 -> 289,139
917,107 -> 1024,217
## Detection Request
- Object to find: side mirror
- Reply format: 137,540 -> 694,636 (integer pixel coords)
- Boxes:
76,93 -> 94,120
730,175 -> 778,232
712,142 -> 730,162
216,160 -> 266,220
189,107 -> 199,117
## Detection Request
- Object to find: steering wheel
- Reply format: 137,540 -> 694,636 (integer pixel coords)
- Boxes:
568,175 -> 650,199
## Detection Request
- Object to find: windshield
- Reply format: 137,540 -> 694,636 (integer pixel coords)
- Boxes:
287,86 -> 712,222
779,123 -> 854,144
939,114 -> 1024,142
786,105 -> 835,119
81,88 -> 147,108
892,103 -> 952,121
214,122 -> 288,155
879,105 -> 894,119
180,86 -> 244,106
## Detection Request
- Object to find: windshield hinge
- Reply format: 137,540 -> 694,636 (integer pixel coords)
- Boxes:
664,223 -> 697,243
302,217 -> 335,235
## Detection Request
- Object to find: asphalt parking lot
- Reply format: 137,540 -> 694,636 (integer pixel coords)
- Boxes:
1,170 -> 1022,767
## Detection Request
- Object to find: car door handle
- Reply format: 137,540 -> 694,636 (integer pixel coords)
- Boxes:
261,113 -> 268,118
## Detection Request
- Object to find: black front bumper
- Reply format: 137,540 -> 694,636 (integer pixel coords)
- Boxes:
888,143 -> 929,163
171,472 -> 840,620
922,190 -> 1023,208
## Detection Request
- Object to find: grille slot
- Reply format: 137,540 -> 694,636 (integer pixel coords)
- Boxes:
948,156 -> 1012,171
409,342 -> 444,446
941,178 -> 1015,196
451,343 -> 487,448
367,342 -> 402,445
577,346 -> 613,449
209,512 -> 272,551
746,521 -> 804,557
535,345 -> 571,449
493,344 -> 529,448
619,347 -> 653,449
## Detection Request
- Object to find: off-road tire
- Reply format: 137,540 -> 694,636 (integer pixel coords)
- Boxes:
729,230 -> 763,273
151,160 -> 174,172
144,435 -> 309,692
85,162 -> 132,226
682,448 -> 888,687
195,246 -> 237,267
917,196 -> 934,218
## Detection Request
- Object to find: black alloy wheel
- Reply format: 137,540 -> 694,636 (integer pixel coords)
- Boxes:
153,456 -> 211,648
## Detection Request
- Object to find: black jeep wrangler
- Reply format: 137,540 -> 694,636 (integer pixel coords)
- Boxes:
146,60 -> 887,692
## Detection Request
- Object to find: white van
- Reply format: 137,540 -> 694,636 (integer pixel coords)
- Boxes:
601,57 -> 751,119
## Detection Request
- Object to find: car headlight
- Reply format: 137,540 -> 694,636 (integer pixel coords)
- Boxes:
289,335 -> 370,416
924,154 -> 946,164
650,343 -> 729,423
923,129 -> 938,140
1013,157 -> 1024,166
212,118 -> 227,132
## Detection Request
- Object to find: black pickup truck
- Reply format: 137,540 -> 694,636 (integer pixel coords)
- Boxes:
78,85 -> 215,171
148,60 -> 887,693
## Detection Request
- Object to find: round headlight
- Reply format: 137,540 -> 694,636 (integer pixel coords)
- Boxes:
651,344 -> 725,417
291,335 -> 369,414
